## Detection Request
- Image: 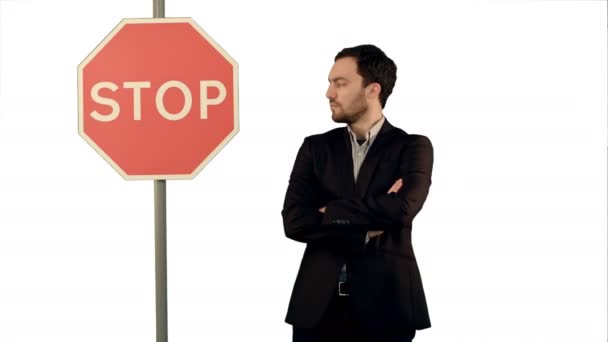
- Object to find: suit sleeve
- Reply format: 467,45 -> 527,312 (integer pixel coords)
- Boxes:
322,135 -> 433,230
282,137 -> 367,250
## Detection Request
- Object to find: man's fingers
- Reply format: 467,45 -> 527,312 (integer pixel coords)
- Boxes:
394,180 -> 403,192
318,206 -> 326,213
387,178 -> 403,194
367,230 -> 384,239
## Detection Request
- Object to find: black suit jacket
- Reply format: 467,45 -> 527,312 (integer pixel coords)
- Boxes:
282,119 -> 433,332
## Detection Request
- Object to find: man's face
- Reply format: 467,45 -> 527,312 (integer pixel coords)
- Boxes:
326,57 -> 369,124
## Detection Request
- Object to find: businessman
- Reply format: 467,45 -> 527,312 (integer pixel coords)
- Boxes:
282,44 -> 434,342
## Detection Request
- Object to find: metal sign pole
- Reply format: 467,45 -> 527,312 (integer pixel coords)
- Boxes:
154,179 -> 168,342
153,3 -> 167,342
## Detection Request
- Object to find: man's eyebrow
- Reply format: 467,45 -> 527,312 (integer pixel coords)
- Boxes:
328,77 -> 349,83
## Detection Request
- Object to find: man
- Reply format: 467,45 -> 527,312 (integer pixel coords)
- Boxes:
282,44 -> 433,342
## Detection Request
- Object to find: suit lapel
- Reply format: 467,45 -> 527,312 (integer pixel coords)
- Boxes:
329,128 -> 357,197
354,119 -> 396,198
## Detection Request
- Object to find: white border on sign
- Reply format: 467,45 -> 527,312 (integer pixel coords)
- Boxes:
77,17 -> 240,181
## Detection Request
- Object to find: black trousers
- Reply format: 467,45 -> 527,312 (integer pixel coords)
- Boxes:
293,292 -> 416,342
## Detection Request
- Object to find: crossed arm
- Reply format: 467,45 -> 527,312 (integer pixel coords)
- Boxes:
282,135 -> 433,250
318,178 -> 404,241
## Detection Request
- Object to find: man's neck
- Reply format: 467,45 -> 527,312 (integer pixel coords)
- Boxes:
348,111 -> 384,140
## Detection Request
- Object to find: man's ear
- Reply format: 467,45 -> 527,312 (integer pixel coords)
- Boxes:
367,83 -> 381,99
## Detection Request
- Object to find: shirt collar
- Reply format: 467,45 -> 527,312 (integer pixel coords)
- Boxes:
347,115 -> 385,145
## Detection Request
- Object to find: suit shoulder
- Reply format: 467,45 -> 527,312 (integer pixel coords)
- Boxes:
388,130 -> 433,155
409,133 -> 432,146
391,128 -> 432,146
304,127 -> 344,145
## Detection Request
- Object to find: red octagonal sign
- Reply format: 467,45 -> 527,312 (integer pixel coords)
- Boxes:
78,18 -> 238,180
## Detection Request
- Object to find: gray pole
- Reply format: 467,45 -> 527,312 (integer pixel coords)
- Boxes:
154,180 -> 167,342
154,0 -> 165,18
154,178 -> 168,342
153,3 -> 167,342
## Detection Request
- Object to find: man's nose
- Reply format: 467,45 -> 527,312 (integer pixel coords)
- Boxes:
326,86 -> 335,100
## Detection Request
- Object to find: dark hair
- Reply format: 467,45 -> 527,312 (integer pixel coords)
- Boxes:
335,44 -> 397,108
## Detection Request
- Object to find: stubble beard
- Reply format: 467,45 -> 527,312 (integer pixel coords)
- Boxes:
331,96 -> 368,125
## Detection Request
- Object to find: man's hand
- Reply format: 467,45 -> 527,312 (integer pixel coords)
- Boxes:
367,178 -> 404,239
318,178 -> 403,236
367,230 -> 384,239
387,178 -> 403,194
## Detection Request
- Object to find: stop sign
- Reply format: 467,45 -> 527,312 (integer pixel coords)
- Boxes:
78,18 -> 238,180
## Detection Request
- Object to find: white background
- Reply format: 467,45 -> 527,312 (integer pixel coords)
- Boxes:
0,0 -> 606,341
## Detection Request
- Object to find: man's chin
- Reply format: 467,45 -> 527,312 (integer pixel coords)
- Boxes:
331,111 -> 348,123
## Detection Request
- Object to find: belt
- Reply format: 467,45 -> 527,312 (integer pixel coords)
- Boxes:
338,263 -> 350,296
338,281 -> 350,296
